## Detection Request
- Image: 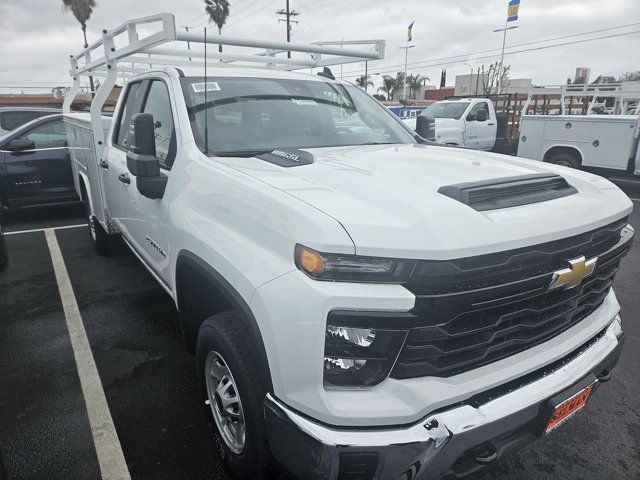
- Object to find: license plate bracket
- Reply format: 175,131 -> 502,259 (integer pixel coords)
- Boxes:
537,374 -> 599,435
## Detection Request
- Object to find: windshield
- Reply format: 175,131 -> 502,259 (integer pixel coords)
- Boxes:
181,77 -> 415,156
421,101 -> 471,120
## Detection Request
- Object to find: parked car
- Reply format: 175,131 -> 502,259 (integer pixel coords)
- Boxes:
0,107 -> 61,136
65,14 -> 634,480
0,113 -> 79,211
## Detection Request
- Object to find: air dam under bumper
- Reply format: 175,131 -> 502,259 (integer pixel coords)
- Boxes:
264,316 -> 624,480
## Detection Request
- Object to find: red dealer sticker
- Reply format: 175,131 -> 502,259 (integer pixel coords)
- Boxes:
546,383 -> 595,434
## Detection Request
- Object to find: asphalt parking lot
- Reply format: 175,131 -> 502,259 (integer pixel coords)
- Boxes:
0,177 -> 639,480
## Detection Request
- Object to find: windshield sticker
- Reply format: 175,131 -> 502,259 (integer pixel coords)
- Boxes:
291,98 -> 317,106
191,82 -> 221,93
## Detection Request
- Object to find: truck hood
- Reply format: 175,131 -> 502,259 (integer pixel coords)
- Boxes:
221,143 -> 632,259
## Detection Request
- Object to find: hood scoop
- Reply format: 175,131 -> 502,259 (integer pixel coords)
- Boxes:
438,173 -> 578,211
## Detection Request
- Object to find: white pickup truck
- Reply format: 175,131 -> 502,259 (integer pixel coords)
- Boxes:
404,98 -> 498,150
64,14 -> 634,480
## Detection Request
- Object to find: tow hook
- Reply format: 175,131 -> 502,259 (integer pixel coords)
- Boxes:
474,444 -> 498,465
597,369 -> 611,383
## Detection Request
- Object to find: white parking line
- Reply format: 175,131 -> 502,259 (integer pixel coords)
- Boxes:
631,197 -> 640,202
44,229 -> 130,480
5,223 -> 86,236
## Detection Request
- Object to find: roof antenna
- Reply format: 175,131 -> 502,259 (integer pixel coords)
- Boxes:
317,67 -> 335,80
204,27 -> 209,156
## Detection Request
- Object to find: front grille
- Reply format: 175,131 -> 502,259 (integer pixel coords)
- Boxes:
391,218 -> 633,379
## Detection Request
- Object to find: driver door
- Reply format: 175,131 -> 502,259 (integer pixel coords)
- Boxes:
120,77 -> 177,285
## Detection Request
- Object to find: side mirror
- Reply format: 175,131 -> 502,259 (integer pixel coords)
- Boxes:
5,138 -> 35,152
126,113 -> 167,199
416,114 -> 436,141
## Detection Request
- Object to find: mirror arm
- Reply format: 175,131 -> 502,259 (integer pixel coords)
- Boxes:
137,175 -> 168,199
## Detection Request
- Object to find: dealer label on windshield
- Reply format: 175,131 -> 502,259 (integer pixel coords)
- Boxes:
191,82 -> 221,92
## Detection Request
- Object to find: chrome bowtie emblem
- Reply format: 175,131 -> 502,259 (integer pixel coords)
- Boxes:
549,256 -> 597,290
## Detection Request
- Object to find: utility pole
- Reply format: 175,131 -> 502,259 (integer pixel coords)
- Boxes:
398,44 -> 415,102
276,1 -> 300,58
492,23 -> 518,94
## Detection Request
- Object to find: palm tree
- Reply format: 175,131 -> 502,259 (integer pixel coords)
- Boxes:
205,0 -> 230,53
407,74 -> 429,99
392,71 -> 406,100
377,75 -> 396,101
61,0 -> 97,93
355,75 -> 374,91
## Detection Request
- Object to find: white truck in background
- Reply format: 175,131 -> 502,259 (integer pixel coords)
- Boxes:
63,13 -> 634,480
518,113 -> 640,174
403,98 -> 498,150
409,85 -> 640,175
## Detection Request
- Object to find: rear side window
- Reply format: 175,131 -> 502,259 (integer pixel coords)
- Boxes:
18,120 -> 67,149
141,80 -> 176,170
114,82 -> 142,148
0,111 -> 48,131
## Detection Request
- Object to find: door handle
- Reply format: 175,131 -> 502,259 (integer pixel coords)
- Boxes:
118,173 -> 130,185
488,122 -> 495,126
99,160 -> 109,169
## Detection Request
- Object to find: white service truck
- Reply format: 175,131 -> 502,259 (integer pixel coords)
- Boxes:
409,88 -> 640,176
517,113 -> 640,175
403,98 -> 499,150
64,14 -> 634,480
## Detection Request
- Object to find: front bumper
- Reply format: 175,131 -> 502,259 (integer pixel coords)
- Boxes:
265,316 -> 624,480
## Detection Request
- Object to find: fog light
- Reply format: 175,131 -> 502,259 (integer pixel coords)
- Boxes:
326,326 -> 376,347
324,324 -> 407,388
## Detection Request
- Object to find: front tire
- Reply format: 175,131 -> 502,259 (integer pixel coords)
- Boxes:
196,312 -> 274,480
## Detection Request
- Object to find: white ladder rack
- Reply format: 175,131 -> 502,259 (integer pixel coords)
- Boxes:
522,83 -> 640,116
62,12 -> 385,174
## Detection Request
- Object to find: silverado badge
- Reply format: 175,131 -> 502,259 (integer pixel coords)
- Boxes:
549,256 -> 597,290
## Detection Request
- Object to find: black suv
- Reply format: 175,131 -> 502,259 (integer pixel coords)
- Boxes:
0,113 -> 79,211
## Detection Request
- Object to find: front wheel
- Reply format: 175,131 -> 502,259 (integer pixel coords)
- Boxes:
196,312 -> 274,480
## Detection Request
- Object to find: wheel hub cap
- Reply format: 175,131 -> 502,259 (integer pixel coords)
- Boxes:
205,351 -> 246,454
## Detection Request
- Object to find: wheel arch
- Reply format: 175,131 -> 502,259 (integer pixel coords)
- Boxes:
175,250 -> 273,392
77,172 -> 94,214
543,145 -> 583,166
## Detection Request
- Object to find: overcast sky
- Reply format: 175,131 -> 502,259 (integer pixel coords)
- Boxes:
0,0 -> 638,93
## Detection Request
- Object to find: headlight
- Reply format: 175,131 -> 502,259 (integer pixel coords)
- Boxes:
295,244 -> 416,283
324,324 -> 407,388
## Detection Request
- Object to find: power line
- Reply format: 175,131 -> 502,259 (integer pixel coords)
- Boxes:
341,29 -> 640,79
341,22 -> 640,77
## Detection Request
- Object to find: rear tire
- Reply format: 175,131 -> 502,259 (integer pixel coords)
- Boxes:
83,198 -> 110,256
196,311 -> 274,480
547,151 -> 580,169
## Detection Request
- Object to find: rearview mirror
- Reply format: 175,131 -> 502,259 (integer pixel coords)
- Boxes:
126,113 -> 167,199
5,138 -> 35,152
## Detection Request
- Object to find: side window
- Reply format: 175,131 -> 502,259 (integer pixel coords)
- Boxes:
18,120 -> 67,149
114,82 -> 142,148
468,102 -> 489,120
141,80 -> 176,170
0,111 -> 47,131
